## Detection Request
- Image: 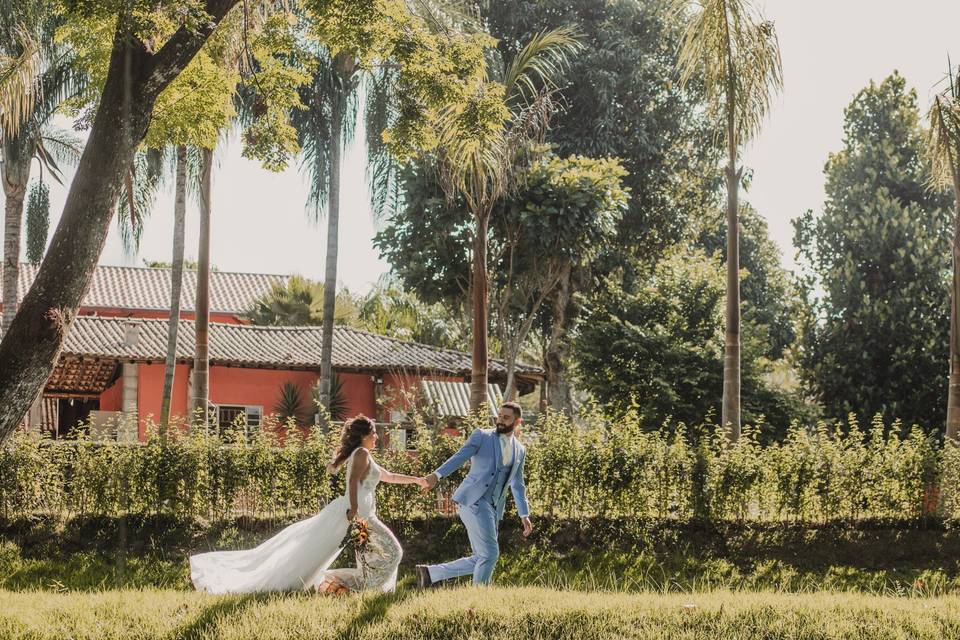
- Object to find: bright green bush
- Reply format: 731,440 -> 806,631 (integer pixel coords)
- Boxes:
0,411 -> 956,522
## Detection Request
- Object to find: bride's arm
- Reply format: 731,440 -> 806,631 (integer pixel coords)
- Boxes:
380,468 -> 428,488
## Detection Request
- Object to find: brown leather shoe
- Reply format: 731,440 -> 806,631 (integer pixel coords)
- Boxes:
415,564 -> 434,589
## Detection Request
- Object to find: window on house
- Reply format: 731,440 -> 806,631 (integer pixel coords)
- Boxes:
217,405 -> 263,441
387,425 -> 418,451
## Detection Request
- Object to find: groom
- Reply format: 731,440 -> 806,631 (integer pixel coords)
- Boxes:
415,401 -> 532,587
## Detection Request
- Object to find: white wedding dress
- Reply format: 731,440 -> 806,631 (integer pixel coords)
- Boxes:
190,447 -> 402,594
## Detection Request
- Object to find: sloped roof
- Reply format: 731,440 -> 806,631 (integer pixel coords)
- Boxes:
60,316 -> 544,379
421,380 -> 504,417
9,264 -> 286,314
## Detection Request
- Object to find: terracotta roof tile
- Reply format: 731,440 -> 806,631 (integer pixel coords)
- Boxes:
61,316 -> 543,378
10,264 -> 286,314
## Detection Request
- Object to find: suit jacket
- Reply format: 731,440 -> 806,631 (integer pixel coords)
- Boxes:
434,428 -> 529,521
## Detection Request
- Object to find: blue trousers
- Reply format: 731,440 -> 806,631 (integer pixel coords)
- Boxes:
426,500 -> 499,585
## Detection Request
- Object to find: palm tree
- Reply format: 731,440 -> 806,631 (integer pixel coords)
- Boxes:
928,64 -> 960,443
191,146 -> 214,426
289,1 -> 484,420
243,275 -> 360,326
673,0 -> 782,440
290,50 -> 359,419
434,28 -> 582,411
1,0 -> 83,333
158,145 -> 190,432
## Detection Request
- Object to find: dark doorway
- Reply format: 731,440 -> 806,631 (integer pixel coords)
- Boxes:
56,397 -> 99,438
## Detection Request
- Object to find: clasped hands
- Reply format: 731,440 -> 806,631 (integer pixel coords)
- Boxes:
416,473 -> 439,492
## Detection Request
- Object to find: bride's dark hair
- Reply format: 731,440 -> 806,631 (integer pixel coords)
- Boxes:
327,414 -> 376,473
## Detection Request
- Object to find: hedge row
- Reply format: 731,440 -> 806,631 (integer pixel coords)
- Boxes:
1,412 -> 957,522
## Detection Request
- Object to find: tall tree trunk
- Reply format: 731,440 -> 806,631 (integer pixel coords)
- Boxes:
160,145 -> 188,434
2,138 -> 31,335
317,72 -> 349,420
470,213 -> 490,412
191,147 -> 213,428
945,160 -> 960,443
503,289 -> 551,402
545,263 -> 574,415
0,6 -> 239,442
721,23 -> 741,442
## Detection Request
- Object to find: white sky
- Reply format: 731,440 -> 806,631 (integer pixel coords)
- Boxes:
37,0 -> 960,292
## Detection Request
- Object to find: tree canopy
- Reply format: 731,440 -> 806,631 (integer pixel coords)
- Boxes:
794,72 -> 953,430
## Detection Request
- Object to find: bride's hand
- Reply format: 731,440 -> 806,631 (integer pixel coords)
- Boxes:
414,476 -> 429,489
346,507 -> 357,521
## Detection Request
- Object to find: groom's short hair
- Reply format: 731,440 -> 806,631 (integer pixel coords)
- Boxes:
502,402 -> 522,420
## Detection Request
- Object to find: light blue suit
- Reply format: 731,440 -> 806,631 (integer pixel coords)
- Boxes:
427,428 -> 529,585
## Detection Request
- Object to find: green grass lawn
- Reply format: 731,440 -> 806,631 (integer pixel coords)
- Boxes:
1,587 -> 958,639
3,516 -> 959,638
2,515 -> 959,595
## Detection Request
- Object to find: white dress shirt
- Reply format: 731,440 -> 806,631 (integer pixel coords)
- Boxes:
499,433 -> 514,466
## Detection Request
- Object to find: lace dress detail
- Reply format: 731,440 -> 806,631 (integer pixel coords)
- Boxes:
320,448 -> 402,592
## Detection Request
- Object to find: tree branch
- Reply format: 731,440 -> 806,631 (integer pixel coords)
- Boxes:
148,0 -> 241,94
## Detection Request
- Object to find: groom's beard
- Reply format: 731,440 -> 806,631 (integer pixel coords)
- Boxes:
495,423 -> 514,434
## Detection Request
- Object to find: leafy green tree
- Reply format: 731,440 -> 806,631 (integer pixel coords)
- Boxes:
484,0 -> 722,260
493,152 -> 627,399
482,0 -> 724,411
432,28 -> 583,410
575,248 -> 806,437
795,73 -> 953,430
376,149 -> 628,401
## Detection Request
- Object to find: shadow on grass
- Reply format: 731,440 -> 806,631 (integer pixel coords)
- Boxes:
163,593 -> 262,640
338,587 -> 416,640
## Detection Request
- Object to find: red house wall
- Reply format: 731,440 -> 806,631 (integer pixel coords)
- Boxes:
208,367 -> 320,416
100,376 -> 123,411
136,363 -> 191,437
101,363 -> 471,441
335,373 -> 377,419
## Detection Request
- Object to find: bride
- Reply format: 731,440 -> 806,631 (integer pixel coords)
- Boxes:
190,414 -> 426,594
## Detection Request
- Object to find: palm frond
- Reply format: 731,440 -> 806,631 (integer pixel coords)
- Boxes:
117,150 -> 164,254
364,67 -> 402,220
37,125 -> 83,175
0,29 -> 41,140
293,54 -> 335,219
27,42 -> 86,128
927,63 -> 960,190
435,26 -> 580,216
674,0 -> 783,145
501,26 -> 583,106
291,50 -> 361,220
403,0 -> 481,35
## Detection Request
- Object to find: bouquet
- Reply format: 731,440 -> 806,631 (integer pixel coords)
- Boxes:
345,516 -> 371,584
